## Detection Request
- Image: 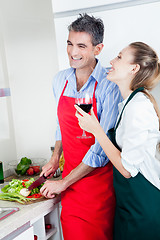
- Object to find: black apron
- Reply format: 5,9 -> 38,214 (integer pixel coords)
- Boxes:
108,88 -> 160,240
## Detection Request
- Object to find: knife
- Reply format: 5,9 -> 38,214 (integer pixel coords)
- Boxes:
28,174 -> 48,191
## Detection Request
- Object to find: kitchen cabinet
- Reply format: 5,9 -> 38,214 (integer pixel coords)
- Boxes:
13,226 -> 34,240
52,0 -> 130,13
31,202 -> 62,240
0,195 -> 62,240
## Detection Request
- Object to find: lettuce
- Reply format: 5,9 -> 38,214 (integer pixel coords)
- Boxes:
1,178 -> 43,195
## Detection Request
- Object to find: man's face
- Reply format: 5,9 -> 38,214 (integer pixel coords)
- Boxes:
67,31 -> 97,71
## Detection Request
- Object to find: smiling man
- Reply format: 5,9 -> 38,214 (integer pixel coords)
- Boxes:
40,13 -> 122,240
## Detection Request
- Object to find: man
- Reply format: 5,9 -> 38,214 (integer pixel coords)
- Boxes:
40,13 -> 121,240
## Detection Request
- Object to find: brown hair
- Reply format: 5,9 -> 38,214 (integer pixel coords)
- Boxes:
129,42 -> 160,128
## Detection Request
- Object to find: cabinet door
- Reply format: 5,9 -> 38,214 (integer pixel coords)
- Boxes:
13,226 -> 34,240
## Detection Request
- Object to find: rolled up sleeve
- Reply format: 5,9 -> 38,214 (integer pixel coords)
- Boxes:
83,84 -> 122,167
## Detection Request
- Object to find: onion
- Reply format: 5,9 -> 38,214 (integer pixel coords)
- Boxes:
20,188 -> 31,197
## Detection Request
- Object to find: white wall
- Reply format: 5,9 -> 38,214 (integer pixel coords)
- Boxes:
0,0 -> 59,171
53,1 -> 160,107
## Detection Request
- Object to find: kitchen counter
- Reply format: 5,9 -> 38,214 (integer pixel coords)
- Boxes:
0,194 -> 61,239
0,175 -> 62,240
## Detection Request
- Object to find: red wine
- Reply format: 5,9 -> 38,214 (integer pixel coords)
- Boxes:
78,103 -> 92,113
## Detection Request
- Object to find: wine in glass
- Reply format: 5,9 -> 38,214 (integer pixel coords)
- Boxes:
75,92 -> 93,139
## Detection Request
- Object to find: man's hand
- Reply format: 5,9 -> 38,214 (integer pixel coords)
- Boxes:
40,179 -> 66,198
40,140 -> 63,178
40,159 -> 59,178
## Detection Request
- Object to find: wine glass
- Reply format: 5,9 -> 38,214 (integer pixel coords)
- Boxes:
75,92 -> 93,139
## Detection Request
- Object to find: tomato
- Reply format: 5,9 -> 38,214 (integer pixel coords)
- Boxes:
32,166 -> 40,174
27,193 -> 42,198
45,224 -> 52,229
27,167 -> 34,175
22,182 -> 26,187
34,235 -> 38,240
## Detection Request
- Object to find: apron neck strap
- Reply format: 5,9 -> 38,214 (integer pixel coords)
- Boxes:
115,87 -> 144,130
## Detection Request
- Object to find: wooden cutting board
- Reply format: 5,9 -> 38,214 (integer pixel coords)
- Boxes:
23,196 -> 48,205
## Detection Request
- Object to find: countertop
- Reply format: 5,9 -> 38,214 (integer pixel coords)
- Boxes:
0,175 -> 61,239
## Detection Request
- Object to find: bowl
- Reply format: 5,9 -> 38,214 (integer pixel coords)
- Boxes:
8,158 -> 47,176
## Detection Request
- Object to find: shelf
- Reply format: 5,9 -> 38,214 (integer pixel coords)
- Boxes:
46,227 -> 57,239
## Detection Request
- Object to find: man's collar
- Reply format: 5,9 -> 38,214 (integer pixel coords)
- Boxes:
67,59 -> 105,85
91,59 -> 105,83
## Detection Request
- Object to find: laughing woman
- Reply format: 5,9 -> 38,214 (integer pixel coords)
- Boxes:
75,42 -> 160,240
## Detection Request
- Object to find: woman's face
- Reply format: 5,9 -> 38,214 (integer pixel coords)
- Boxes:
107,46 -> 135,86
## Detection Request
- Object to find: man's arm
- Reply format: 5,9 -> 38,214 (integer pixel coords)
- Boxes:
40,162 -> 94,198
40,84 -> 121,198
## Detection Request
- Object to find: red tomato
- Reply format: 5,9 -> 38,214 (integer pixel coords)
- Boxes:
45,224 -> 52,229
22,182 -> 26,187
26,167 -> 34,175
34,235 -> 38,240
27,193 -> 42,198
32,166 -> 40,173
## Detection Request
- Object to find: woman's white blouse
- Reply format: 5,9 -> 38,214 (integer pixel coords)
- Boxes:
116,92 -> 160,189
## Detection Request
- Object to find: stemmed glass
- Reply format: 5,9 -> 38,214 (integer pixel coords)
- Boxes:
75,92 -> 93,139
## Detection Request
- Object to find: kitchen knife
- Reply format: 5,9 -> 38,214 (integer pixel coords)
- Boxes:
28,174 -> 48,191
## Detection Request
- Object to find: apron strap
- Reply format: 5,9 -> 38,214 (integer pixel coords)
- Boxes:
93,81 -> 98,99
61,80 -> 68,96
115,87 -> 144,130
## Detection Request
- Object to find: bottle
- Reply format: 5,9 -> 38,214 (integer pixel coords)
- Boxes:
0,161 -> 4,184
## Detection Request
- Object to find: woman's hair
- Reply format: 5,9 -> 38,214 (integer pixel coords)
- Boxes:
68,13 -> 104,46
129,42 -> 160,128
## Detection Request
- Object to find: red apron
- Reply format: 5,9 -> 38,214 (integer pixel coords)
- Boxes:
57,80 -> 115,240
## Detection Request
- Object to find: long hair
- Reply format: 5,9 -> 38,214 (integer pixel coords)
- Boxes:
129,42 -> 160,128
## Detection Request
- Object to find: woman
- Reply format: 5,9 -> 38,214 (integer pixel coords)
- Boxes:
75,42 -> 160,240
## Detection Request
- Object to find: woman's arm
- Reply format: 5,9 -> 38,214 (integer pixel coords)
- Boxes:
75,105 -> 131,178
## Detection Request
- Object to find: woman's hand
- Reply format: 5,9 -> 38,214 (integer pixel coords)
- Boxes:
74,105 -> 100,135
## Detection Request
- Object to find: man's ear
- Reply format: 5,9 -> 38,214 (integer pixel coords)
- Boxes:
94,43 -> 104,56
131,64 -> 140,74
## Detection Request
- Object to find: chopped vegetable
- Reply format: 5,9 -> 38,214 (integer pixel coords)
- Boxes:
0,192 -> 36,204
0,178 -> 44,203
20,188 -> 31,197
27,193 -> 42,198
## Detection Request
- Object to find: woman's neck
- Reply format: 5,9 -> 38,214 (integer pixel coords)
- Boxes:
119,85 -> 133,100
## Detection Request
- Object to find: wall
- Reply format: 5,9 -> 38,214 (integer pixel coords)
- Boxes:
0,0 -> 59,171
0,24 -> 17,171
53,1 -> 160,107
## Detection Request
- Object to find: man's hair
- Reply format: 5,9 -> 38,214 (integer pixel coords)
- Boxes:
68,13 -> 104,46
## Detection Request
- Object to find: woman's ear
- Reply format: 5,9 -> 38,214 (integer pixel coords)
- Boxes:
94,43 -> 104,56
131,63 -> 140,74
